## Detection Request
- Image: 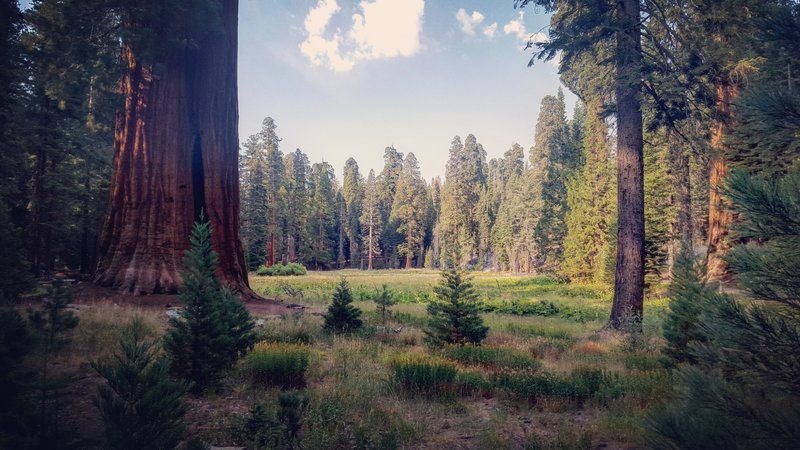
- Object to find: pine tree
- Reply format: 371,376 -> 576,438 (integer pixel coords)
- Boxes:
284,149 -> 311,264
562,99 -> 615,281
425,268 -> 488,346
360,169 -> 382,270
648,169 -> 800,449
373,285 -> 396,327
94,318 -> 191,450
379,147 -> 404,268
323,279 -> 362,333
307,162 -> 337,269
0,294 -> 36,448
390,153 -> 428,269
164,216 -> 256,392
342,158 -> 363,267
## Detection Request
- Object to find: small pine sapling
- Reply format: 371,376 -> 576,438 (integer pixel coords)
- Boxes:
164,214 -> 256,391
373,284 -> 396,328
94,318 -> 191,450
425,268 -> 488,346
323,279 -> 363,333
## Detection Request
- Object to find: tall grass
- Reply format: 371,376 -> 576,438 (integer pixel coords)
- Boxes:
245,342 -> 311,388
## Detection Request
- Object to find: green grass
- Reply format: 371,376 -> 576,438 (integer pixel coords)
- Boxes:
441,344 -> 541,370
244,342 -> 312,388
391,353 -> 458,396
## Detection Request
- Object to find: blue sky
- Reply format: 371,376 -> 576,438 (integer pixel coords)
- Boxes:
238,0 -> 575,180
19,0 -> 574,180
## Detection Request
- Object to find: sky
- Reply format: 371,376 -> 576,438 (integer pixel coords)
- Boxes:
238,0 -> 575,181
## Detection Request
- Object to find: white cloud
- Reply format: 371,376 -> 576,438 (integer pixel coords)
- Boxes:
483,22 -> 498,39
503,12 -> 546,47
299,0 -> 425,72
455,8 -> 484,36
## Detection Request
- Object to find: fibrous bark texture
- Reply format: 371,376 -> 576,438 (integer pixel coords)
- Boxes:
95,0 -> 253,298
609,0 -> 645,330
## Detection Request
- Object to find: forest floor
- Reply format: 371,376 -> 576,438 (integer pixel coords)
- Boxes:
34,270 -> 672,449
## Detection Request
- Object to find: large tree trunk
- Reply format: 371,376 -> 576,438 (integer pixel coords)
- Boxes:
95,0 -> 254,298
705,83 -> 738,283
609,0 -> 645,330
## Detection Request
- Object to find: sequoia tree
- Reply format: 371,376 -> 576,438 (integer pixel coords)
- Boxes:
94,0 -> 253,297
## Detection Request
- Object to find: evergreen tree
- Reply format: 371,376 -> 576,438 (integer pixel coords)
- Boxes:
648,169 -> 800,449
360,169 -> 382,270
562,99 -> 615,281
323,279 -> 362,333
94,318 -> 191,450
379,147 -> 404,267
529,89 -> 575,271
342,158 -> 363,267
390,153 -> 428,269
373,285 -> 396,327
284,149 -> 311,264
0,294 -> 36,448
164,216 -> 256,391
307,162 -> 337,269
425,268 -> 488,346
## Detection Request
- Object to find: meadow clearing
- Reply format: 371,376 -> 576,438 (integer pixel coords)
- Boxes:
49,269 -> 673,449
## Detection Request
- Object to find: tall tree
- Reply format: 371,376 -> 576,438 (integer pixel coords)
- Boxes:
307,162 -> 337,269
341,158 -> 363,267
517,0 -> 646,329
562,99 -> 616,281
94,0 -> 253,296
390,153 -> 428,269
529,89 -> 574,271
379,147 -> 404,267
360,169 -> 382,270
284,149 -> 311,264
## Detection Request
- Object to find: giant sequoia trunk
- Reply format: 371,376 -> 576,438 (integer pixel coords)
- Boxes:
95,1 -> 254,298
705,82 -> 738,282
609,0 -> 645,330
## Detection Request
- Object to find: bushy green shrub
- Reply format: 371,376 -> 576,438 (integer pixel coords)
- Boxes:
323,279 -> 362,333
245,342 -> 311,388
441,344 -> 541,370
392,353 -> 456,395
256,263 -> 308,276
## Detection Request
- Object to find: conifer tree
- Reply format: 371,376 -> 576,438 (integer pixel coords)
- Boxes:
323,279 -> 362,333
94,318 -> 191,450
307,162 -> 337,269
390,153 -> 428,269
425,268 -> 488,346
649,169 -> 800,449
0,294 -> 36,448
284,149 -> 311,264
360,169 -> 382,270
373,284 -> 396,327
562,99 -> 615,281
164,215 -> 256,392
342,158 -> 363,267
379,147 -> 404,267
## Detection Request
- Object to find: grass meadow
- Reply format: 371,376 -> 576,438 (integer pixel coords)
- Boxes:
53,270 -> 673,449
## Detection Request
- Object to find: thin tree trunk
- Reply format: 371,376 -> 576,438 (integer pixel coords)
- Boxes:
367,217 -> 374,270
668,141 -> 693,275
95,0 -> 255,298
609,0 -> 645,330
705,83 -> 738,283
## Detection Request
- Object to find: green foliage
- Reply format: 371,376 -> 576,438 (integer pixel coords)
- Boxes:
373,284 -> 396,326
441,344 -> 541,370
244,391 -> 308,450
390,153 -> 429,267
0,204 -> 33,297
245,342 -> 311,388
323,279 -> 363,333
661,250 -> 713,366
425,268 -> 488,346
256,262 -> 307,276
392,353 -> 456,395
164,217 -> 256,391
648,169 -> 800,449
93,318 -> 191,450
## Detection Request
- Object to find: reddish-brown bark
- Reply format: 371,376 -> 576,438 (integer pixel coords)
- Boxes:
609,0 -> 645,330
95,1 -> 255,299
705,83 -> 738,283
